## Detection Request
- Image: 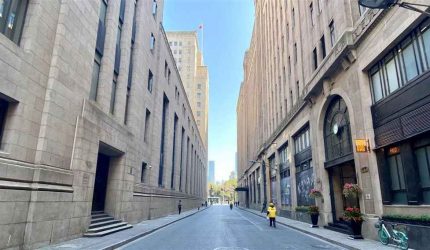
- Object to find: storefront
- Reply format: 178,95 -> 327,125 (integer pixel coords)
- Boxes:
294,125 -> 314,206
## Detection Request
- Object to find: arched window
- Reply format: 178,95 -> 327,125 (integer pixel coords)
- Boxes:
324,96 -> 353,161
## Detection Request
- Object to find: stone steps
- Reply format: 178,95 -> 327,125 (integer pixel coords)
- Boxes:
324,222 -> 351,235
84,212 -> 132,237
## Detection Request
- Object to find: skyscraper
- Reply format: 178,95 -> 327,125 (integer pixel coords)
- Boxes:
208,161 -> 215,183
166,31 -> 209,147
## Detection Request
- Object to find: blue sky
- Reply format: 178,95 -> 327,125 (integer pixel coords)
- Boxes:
163,0 -> 254,181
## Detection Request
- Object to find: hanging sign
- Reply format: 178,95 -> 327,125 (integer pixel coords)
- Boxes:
355,139 -> 370,153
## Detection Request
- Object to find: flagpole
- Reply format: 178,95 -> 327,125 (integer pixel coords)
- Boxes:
201,24 -> 204,55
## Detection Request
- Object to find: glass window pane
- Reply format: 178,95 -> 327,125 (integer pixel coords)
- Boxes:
371,70 -> 383,102
402,42 -> 419,81
396,155 -> 406,189
421,25 -> 430,70
388,156 -> 400,190
416,147 -> 430,188
99,0 -> 107,23
385,57 -> 399,93
90,61 -> 100,100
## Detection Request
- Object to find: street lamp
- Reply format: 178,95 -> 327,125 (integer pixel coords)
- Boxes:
359,0 -> 430,17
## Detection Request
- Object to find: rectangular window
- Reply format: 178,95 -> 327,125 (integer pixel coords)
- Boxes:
420,20 -> 430,71
158,94 -> 169,187
197,102 -> 201,107
152,0 -> 157,17
384,54 -> 400,94
288,56 -> 291,75
371,66 -> 383,102
171,114 -> 178,189
197,83 -> 202,89
164,61 -> 168,77
144,109 -> 151,142
329,20 -> 335,47
197,92 -> 201,99
292,7 -> 295,29
147,69 -> 153,93
0,98 -> 9,146
197,111 -> 201,116
400,39 -> 419,81
90,53 -> 101,101
296,81 -> 300,99
110,75 -> 117,114
309,3 -> 314,26
312,48 -> 318,70
150,33 -> 155,51
141,162 -> 147,183
0,0 -> 28,44
387,153 -> 407,204
124,87 -> 130,124
294,43 -> 297,63
320,35 -> 326,59
414,145 -> 430,204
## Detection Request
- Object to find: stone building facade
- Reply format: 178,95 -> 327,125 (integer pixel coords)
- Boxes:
166,31 -> 209,147
237,0 -> 430,243
0,0 -> 207,249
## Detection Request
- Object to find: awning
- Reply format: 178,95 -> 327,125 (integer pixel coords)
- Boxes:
235,187 -> 249,192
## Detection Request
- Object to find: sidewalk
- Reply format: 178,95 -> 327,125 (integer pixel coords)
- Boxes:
239,207 -> 395,250
39,207 -> 208,250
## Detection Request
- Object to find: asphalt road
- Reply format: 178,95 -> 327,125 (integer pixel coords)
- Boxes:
119,205 -> 346,250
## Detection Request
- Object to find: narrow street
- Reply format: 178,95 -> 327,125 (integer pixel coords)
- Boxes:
120,205 -> 345,250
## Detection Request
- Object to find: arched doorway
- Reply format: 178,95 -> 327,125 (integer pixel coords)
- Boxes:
323,96 -> 358,228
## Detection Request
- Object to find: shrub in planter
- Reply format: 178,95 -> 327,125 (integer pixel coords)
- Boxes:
308,205 -> 319,228
344,207 -> 364,239
383,214 -> 430,227
309,189 -> 322,199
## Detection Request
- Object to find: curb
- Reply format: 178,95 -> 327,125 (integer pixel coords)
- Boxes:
102,207 -> 209,250
238,207 -> 359,250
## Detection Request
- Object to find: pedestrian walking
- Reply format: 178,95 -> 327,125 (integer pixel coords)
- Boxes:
178,200 -> 182,215
261,200 -> 267,213
205,201 -> 208,207
230,201 -> 233,210
238,201 -> 240,207
267,203 -> 276,228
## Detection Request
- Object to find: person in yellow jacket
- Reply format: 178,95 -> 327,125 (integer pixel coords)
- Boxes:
267,203 -> 277,228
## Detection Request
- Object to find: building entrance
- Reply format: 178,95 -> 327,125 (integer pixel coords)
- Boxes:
328,161 -> 359,222
92,153 -> 110,212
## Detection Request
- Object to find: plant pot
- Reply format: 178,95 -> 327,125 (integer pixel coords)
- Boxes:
349,220 -> 364,239
310,213 -> 319,228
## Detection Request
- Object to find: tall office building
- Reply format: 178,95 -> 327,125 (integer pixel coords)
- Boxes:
166,32 -> 209,147
0,0 -> 207,248
237,0 -> 430,247
208,161 -> 215,183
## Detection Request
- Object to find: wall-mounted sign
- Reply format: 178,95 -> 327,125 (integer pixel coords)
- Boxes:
388,146 -> 400,155
355,139 -> 370,153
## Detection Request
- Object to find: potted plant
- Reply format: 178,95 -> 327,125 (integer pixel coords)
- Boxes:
309,188 -> 322,198
308,205 -> 319,228
309,188 -> 324,203
343,183 -> 361,198
344,207 -> 364,239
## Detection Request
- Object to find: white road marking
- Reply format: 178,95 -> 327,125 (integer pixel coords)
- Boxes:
234,209 -> 264,231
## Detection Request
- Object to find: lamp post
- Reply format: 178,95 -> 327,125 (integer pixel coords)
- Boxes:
359,0 -> 430,17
